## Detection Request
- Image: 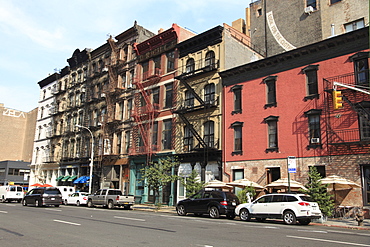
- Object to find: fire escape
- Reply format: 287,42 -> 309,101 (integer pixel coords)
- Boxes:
173,58 -> 220,151
324,68 -> 370,152
130,67 -> 161,163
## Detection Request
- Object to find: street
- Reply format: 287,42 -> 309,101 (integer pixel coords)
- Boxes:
0,203 -> 369,247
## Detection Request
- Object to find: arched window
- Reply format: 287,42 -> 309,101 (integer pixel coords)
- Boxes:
203,121 -> 214,148
204,83 -> 216,104
186,58 -> 195,73
205,51 -> 215,68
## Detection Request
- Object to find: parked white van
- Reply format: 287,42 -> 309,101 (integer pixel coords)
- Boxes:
56,186 -> 75,204
0,185 -> 24,203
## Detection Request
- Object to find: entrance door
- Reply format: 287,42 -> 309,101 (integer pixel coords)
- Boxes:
361,165 -> 370,206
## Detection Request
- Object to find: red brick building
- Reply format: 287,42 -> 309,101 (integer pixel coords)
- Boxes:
220,27 -> 369,208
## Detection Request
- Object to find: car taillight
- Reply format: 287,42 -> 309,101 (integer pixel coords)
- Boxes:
82,197 -> 87,200
220,201 -> 228,206
298,202 -> 310,206
116,196 -> 120,201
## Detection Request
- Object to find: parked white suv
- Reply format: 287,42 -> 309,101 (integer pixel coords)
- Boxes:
235,193 -> 322,225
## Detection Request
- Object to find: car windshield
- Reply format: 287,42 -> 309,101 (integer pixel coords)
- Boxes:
44,189 -> 61,195
299,195 -> 314,202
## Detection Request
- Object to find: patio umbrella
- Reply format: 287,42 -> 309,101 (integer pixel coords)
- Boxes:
265,178 -> 307,191
319,175 -> 361,205
226,179 -> 264,190
204,179 -> 233,190
30,183 -> 42,187
40,184 -> 53,187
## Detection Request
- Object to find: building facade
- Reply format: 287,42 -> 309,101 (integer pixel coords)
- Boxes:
221,27 -> 369,207
174,24 -> 264,201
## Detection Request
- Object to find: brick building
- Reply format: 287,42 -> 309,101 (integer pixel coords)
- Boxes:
220,27 -> 369,207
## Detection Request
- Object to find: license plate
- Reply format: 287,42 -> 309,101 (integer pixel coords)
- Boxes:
232,202 -> 236,206
51,198 -> 55,200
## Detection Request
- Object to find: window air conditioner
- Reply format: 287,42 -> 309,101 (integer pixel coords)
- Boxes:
311,138 -> 320,144
304,6 -> 314,15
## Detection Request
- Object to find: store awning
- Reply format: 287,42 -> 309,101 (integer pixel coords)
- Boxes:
80,176 -> 90,183
56,176 -> 64,181
73,176 -> 84,184
61,176 -> 70,182
67,175 -> 77,182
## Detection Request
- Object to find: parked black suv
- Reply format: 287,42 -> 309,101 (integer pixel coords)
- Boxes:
22,187 -> 62,207
176,190 -> 239,219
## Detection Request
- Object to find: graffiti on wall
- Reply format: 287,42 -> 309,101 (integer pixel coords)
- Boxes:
3,108 -> 26,118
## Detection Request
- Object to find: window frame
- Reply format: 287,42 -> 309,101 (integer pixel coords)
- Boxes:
304,109 -> 323,149
231,85 -> 242,114
264,116 -> 279,153
302,65 -> 319,100
231,121 -> 243,155
204,83 -> 216,105
263,76 -> 277,108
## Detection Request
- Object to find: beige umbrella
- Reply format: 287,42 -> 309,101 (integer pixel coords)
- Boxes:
319,175 -> 361,190
265,178 -> 307,191
204,179 -> 233,190
319,175 -> 361,205
226,179 -> 264,190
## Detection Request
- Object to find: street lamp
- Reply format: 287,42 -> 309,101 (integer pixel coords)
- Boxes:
76,124 -> 94,194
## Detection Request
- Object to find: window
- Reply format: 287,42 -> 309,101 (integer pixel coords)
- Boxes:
257,8 -> 262,16
186,58 -> 195,73
166,51 -> 175,73
185,90 -> 194,108
266,167 -> 281,185
152,87 -> 160,106
263,76 -> 277,108
154,56 -> 161,75
231,85 -> 242,114
357,102 -> 370,141
164,83 -> 173,109
205,51 -> 216,68
231,122 -> 243,154
264,116 -> 279,152
350,52 -> 369,86
129,70 -> 134,88
309,165 -> 326,179
204,83 -> 216,105
344,19 -> 365,33
361,165 -> 370,206
124,131 -> 131,153
162,119 -> 172,150
305,109 -> 322,148
142,61 -> 149,80
302,65 -> 319,100
306,0 -> 317,10
152,121 -> 158,151
116,132 -> 122,154
183,126 -> 193,152
204,121 -> 215,148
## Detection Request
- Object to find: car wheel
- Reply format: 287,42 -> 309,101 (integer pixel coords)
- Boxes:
55,204 -> 60,207
283,210 -> 297,225
124,205 -> 131,210
87,200 -> 93,208
107,200 -> 114,209
298,219 -> 311,225
64,199 -> 68,205
35,200 -> 41,207
22,199 -> 27,206
239,208 -> 251,221
76,200 -> 80,206
256,217 -> 266,222
209,206 -> 220,219
176,205 -> 187,216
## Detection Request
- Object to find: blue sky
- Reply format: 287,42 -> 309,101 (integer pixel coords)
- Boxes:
0,0 -> 251,112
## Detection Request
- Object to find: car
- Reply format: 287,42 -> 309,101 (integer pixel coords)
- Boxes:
176,190 -> 240,219
22,187 -> 63,207
235,193 -> 322,225
65,192 -> 89,206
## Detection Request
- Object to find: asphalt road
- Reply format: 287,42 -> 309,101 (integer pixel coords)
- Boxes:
0,203 -> 369,247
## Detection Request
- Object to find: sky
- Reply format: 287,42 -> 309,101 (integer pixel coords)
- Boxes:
0,0 -> 251,112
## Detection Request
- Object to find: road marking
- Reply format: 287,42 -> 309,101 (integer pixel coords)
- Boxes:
297,230 -> 327,233
53,219 -> 81,226
327,230 -> 370,237
114,216 -> 146,222
287,235 -> 370,247
0,211 -> 8,214
45,208 -> 62,212
5,204 -> 16,206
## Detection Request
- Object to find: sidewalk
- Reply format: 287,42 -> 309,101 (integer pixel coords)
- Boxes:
132,204 -> 370,230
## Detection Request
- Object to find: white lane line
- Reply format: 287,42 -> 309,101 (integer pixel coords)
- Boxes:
297,230 -> 327,233
53,219 -> 81,226
5,204 -> 16,206
327,230 -> 370,237
45,208 -> 62,212
0,211 -> 8,214
287,235 -> 370,247
114,216 -> 146,222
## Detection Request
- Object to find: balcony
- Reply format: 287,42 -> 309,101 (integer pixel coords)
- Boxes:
131,103 -> 160,118
324,70 -> 369,91
177,59 -> 219,79
328,128 -> 370,145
